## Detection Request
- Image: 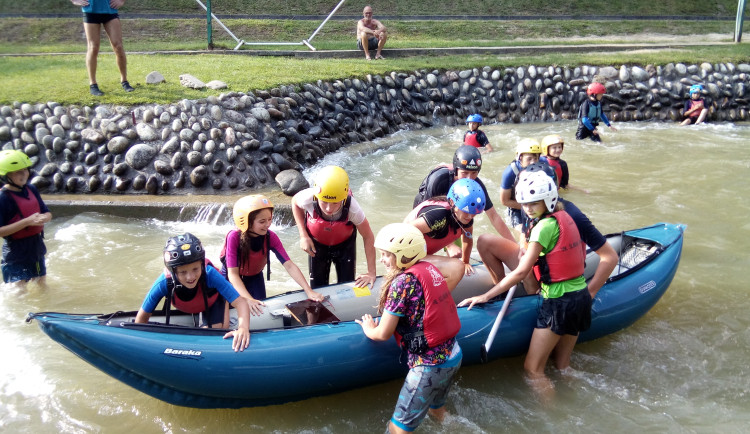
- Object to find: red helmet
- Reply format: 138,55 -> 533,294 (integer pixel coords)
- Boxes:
587,82 -> 606,95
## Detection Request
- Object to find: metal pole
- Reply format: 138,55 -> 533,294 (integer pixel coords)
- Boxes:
736,0 -> 747,43
306,0 -> 348,43
207,0 -> 213,49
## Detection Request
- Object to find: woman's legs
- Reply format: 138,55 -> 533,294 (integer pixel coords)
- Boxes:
102,18 -> 128,83
83,22 -> 102,86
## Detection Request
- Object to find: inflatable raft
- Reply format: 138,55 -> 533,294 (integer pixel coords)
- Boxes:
27,223 -> 684,409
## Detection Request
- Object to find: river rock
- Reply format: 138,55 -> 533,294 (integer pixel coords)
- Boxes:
125,144 -> 157,170
179,74 -> 206,89
146,71 -> 166,84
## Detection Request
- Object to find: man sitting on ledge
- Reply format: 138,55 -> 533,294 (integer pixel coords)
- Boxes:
356,5 -> 387,60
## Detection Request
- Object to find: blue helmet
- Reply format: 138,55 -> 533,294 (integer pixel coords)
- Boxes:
448,178 -> 486,215
466,114 -> 483,124
690,84 -> 704,95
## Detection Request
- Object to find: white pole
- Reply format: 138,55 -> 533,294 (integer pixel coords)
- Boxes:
307,0 -> 348,43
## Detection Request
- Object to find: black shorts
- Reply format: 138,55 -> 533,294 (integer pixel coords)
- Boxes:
357,37 -> 378,51
536,287 -> 592,336
575,123 -> 601,142
84,13 -> 119,24
308,229 -> 357,288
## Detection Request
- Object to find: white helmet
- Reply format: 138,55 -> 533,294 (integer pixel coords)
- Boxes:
515,171 -> 558,213
374,223 -> 427,269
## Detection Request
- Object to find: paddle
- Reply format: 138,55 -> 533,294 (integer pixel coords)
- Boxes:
480,284 -> 517,363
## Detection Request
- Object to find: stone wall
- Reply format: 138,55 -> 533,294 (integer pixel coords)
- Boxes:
1,62 -> 748,195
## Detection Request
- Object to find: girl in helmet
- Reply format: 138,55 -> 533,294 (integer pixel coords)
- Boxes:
463,114 -> 494,153
356,223 -> 462,433
135,233 -> 251,352
405,178 -> 485,278
459,171 -> 590,402
681,84 -> 708,125
291,166 -> 377,289
0,150 -> 52,290
221,195 -> 323,315
500,138 -> 542,234
576,82 -> 617,142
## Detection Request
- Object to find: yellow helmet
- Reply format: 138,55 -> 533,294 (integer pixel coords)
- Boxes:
0,150 -> 32,177
313,166 -> 349,203
374,223 -> 426,269
233,194 -> 273,232
540,135 -> 564,156
516,138 -> 541,159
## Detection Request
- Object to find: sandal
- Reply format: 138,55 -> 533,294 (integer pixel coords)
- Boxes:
375,55 -> 384,60
121,81 -> 135,92
89,84 -> 104,96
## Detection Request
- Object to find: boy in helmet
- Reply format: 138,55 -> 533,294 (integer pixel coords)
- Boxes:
463,114 -> 494,153
135,233 -> 251,352
414,145 -> 515,243
292,166 -> 377,289
500,139 -> 542,234
681,84 -> 708,126
576,82 -> 617,142
0,150 -> 52,290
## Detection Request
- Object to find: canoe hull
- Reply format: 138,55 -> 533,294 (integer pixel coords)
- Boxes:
30,223 -> 684,408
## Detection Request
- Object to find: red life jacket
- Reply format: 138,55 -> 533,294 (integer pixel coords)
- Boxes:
688,99 -> 703,118
166,259 -> 220,314
305,194 -> 355,246
394,261 -> 461,351
464,131 -> 481,148
3,187 -> 44,240
533,211 -> 586,284
404,200 -> 461,254
546,158 -> 564,185
219,230 -> 269,277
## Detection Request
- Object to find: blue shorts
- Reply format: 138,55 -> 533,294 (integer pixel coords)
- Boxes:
2,258 -> 46,283
202,296 -> 228,327
536,287 -> 592,335
508,207 -> 524,228
390,346 -> 462,432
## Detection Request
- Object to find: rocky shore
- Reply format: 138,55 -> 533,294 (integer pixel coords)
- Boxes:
2,62 -> 748,196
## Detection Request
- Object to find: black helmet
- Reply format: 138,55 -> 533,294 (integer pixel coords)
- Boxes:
163,233 -> 205,269
453,145 -> 482,174
522,161 -> 558,186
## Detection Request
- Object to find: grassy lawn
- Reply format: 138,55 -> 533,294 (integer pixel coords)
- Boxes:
0,0 -> 747,105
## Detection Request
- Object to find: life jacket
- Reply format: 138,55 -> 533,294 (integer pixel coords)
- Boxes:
545,157 -> 564,185
687,99 -> 704,118
305,194 -> 355,246
415,166 -> 452,206
165,259 -> 220,314
464,131 -> 482,148
532,211 -> 586,284
578,99 -> 602,124
1,187 -> 44,241
219,229 -> 270,278
404,199 -> 462,254
394,261 -> 460,353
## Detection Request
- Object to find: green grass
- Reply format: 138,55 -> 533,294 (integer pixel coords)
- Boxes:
4,0 -> 744,16
2,45 -> 748,106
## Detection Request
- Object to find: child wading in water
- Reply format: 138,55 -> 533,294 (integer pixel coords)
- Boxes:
0,150 -> 52,291
576,82 -> 617,142
357,223 -> 462,433
459,171 -> 591,403
463,114 -> 494,153
221,195 -> 323,316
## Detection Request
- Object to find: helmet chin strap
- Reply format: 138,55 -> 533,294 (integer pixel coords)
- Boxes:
1,175 -> 24,190
450,208 -> 473,239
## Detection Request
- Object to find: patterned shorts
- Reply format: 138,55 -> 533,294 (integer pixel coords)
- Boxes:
390,354 -> 462,432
